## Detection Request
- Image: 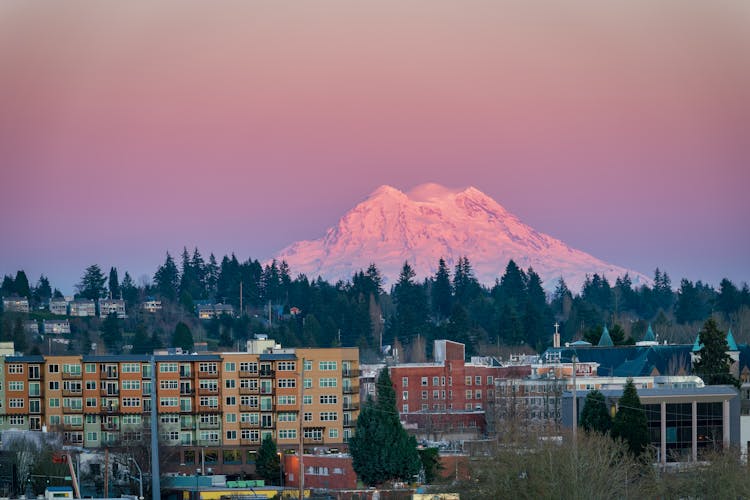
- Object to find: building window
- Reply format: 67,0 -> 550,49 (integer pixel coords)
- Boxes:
49,398 -> 60,408
304,378 -> 312,389
8,364 -> 23,374
304,360 -> 312,371
122,363 -> 140,373
487,376 -> 494,385
402,377 -> 408,387
225,379 -> 236,389
8,381 -> 23,391
304,412 -> 313,422
432,377 -> 439,386
9,399 -> 24,408
49,381 -> 59,391
160,363 -> 178,373
277,395 -> 296,406
475,376 -> 481,386
402,391 -> 408,401
85,380 -> 97,390
403,404 -> 409,413
475,390 -> 482,400
320,412 -> 338,421
421,391 -> 428,400
224,362 -> 236,372
278,361 -> 296,371
226,430 -> 237,441
279,378 -> 297,388
85,363 -> 96,373
319,361 -> 337,371
421,377 -> 428,386
279,429 -> 297,440
465,376 -> 472,386
320,395 -> 338,405
329,428 -> 339,439
278,412 -> 297,422
465,390 -> 472,400
303,395 -> 312,405
433,390 -> 439,399
48,364 -> 59,374
225,396 -> 236,406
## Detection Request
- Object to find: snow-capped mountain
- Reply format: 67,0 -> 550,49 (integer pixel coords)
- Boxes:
274,183 -> 649,292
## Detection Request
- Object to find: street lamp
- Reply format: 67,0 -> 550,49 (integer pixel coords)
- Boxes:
128,457 -> 144,500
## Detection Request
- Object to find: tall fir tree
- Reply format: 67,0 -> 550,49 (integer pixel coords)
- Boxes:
76,265 -> 107,300
693,318 -> 740,388
172,322 -> 194,352
13,270 -> 31,299
255,435 -> 281,485
579,390 -> 612,434
153,252 -> 180,302
349,368 -> 420,485
431,258 -> 453,321
611,378 -> 650,456
108,267 -> 120,299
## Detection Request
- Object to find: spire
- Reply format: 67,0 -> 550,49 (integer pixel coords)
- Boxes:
726,328 -> 738,351
598,325 -> 614,347
692,333 -> 703,352
643,324 -> 656,342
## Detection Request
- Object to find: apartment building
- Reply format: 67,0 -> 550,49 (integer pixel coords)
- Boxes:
98,298 -> 127,319
69,299 -> 96,317
42,319 -> 71,335
2,296 -> 29,313
49,298 -> 69,316
0,345 -> 359,476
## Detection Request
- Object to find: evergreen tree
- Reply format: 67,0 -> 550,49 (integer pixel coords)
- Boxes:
417,447 -> 442,484
349,369 -> 421,485
716,278 -> 741,318
153,253 -> 180,302
693,318 -> 740,388
392,261 -> 427,341
551,277 -> 573,319
453,256 -> 480,306
611,378 -> 650,456
255,435 -> 281,485
172,322 -> 194,352
12,316 -> 27,352
205,253 -> 220,298
652,268 -> 674,311
76,265 -> 107,300
431,258 -> 452,321
0,275 -> 14,297
579,390 -> 612,434
120,272 -> 139,306
130,322 -> 152,355
100,312 -> 123,351
13,270 -> 31,299
108,267 -> 120,299
33,275 -> 52,306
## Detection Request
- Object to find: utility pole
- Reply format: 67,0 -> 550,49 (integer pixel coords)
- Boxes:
572,354 -> 578,441
298,358 -> 305,500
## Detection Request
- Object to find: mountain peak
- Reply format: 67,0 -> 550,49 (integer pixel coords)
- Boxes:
274,183 -> 649,292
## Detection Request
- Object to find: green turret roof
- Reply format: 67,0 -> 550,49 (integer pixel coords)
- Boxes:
727,328 -> 738,351
598,325 -> 614,347
643,324 -> 656,342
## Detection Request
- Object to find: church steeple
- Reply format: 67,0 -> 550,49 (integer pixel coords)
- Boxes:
598,325 -> 614,347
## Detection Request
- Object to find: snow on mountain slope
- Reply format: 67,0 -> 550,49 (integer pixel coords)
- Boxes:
273,184 -> 649,292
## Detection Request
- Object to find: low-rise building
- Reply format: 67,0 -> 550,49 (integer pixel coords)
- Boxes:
49,298 -> 69,316
98,298 -> 127,319
43,319 -> 71,335
69,299 -> 96,317
142,299 -> 162,313
2,296 -> 29,313
197,303 -> 235,320
24,321 -> 39,335
563,386 -> 740,464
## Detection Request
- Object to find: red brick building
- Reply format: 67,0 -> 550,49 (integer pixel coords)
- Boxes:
283,453 -> 357,489
389,340 -> 530,439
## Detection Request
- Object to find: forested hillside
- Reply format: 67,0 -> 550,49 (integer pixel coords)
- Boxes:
1,248 -> 748,360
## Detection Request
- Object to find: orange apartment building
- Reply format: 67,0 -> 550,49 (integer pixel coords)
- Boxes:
0,345 -> 359,475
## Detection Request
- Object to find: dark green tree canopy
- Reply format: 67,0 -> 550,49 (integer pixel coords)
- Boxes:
77,264 -> 107,300
255,435 -> 280,485
172,321 -> 194,352
611,378 -> 650,456
693,318 -> 740,388
579,390 -> 612,434
349,368 -> 421,486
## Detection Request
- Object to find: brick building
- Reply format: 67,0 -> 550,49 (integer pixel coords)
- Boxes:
389,340 -> 530,440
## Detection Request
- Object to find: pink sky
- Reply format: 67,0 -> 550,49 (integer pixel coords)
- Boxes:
1,1 -> 749,293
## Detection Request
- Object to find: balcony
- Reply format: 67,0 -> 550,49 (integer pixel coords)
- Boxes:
100,388 -> 119,397
240,421 -> 260,429
180,389 -> 195,396
64,406 -> 83,414
342,369 -> 360,378
198,387 -> 218,396
62,423 -> 83,431
180,406 -> 193,414
343,403 -> 360,411
101,369 -> 118,379
179,369 -> 192,378
102,422 -> 119,431
240,439 -> 257,446
100,406 -> 120,414
181,421 -> 194,430
343,385 -> 360,395
198,371 -> 219,379
239,386 -> 259,395
260,387 -> 273,395
197,421 -> 220,430
239,370 -> 258,378
62,389 -> 82,397
259,369 -> 275,378
62,372 -> 82,380
240,405 -> 258,412
303,437 -> 324,445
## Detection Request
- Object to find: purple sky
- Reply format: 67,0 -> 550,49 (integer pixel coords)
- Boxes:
1,1 -> 749,294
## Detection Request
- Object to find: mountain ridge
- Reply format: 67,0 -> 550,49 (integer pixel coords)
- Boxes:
274,184 -> 649,292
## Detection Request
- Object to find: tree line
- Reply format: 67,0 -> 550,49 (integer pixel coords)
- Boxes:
1,248 -> 749,358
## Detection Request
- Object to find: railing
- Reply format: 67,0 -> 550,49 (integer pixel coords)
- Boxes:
303,437 -> 324,445
342,369 -> 360,378
239,404 -> 257,412
179,369 -> 192,378
62,372 -> 82,379
198,371 -> 219,379
197,421 -> 221,430
100,406 -> 120,414
198,387 -> 219,396
239,370 -> 258,378
343,385 -> 360,394
240,439 -> 257,446
239,386 -> 259,395
240,421 -> 260,429
180,389 -> 195,396
259,370 -> 275,378
65,406 -> 84,414
100,388 -> 119,397
343,420 -> 356,428
343,403 -> 360,411
62,389 -> 82,397
62,423 -> 84,431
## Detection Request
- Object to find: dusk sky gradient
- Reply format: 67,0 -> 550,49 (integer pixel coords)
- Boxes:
1,1 -> 749,293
